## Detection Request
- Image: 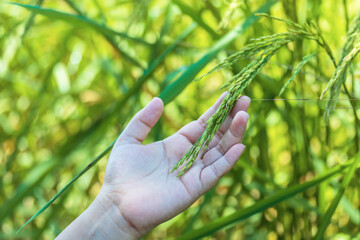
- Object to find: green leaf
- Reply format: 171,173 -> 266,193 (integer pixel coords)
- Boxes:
314,152 -> 360,240
177,160 -> 355,240
16,140 -> 116,232
10,3 -> 151,46
172,0 -> 220,39
340,195 -> 360,225
0,160 -> 57,224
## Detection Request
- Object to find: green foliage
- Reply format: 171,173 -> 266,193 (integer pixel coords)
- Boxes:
0,0 -> 359,239
11,3 -> 151,46
178,157 -> 358,240
314,153 -> 360,240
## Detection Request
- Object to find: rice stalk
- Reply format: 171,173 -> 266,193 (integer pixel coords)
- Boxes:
255,13 -> 304,29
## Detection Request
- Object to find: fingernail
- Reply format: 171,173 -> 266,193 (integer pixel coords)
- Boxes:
239,111 -> 249,120
146,97 -> 157,107
148,97 -> 164,108
240,95 -> 251,102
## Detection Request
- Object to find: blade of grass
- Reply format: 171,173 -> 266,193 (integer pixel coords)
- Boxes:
0,160 -> 57,224
340,195 -> 360,225
9,3 -> 151,46
183,187 -> 216,233
33,186 -> 70,239
2,32 -> 70,178
21,0 -> 44,40
16,139 -> 116,232
177,159 -> 357,240
314,152 -> 360,240
172,0 -> 220,39
62,0 -> 145,69
149,3 -> 174,63
159,0 -> 278,104
101,32 -> 145,69
236,158 -> 321,214
63,0 -> 84,15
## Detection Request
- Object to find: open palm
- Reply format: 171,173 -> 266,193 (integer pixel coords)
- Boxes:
101,92 -> 250,236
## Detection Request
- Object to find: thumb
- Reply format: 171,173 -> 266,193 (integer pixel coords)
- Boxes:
118,97 -> 164,144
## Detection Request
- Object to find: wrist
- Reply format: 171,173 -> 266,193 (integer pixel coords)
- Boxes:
57,189 -> 142,240
88,190 -> 142,240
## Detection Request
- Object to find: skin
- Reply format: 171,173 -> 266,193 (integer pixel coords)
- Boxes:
57,92 -> 250,240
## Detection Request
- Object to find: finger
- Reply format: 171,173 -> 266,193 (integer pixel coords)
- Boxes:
118,97 -> 163,144
202,111 -> 249,166
162,92 -> 228,164
200,143 -> 246,192
198,92 -> 229,125
207,96 -> 250,149
174,92 -> 228,145
229,95 -> 251,118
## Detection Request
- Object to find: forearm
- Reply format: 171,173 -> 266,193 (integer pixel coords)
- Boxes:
56,192 -> 141,240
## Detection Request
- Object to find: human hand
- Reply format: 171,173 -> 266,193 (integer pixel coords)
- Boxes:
57,92 -> 250,240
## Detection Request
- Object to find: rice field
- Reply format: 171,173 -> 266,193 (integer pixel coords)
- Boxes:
0,0 -> 359,239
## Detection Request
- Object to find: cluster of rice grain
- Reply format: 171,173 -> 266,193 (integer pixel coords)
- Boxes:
172,17 -> 321,175
323,14 -> 360,119
321,40 -> 360,99
172,13 -> 360,175
172,42 -> 286,176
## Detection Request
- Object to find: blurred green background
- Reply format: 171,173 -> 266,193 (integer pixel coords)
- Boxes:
0,0 -> 359,239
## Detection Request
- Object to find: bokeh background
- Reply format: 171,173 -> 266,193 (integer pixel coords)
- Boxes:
0,0 -> 359,239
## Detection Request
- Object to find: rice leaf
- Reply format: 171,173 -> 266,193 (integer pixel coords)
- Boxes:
21,0 -> 44,40
177,159 -> 357,240
16,139 -> 116,232
0,161 -> 57,224
314,152 -> 360,240
340,195 -> 360,225
172,0 -> 220,39
9,3 -> 151,46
